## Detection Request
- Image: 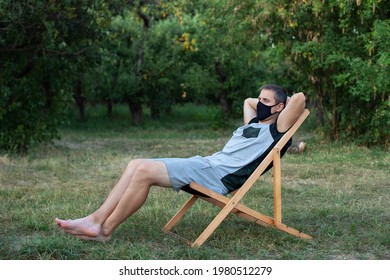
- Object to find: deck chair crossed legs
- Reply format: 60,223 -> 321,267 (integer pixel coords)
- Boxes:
163,109 -> 313,247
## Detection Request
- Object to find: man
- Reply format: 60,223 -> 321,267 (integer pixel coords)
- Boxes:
55,84 -> 306,242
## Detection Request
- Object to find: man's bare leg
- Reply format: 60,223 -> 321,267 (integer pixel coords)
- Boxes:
55,159 -> 145,236
55,160 -> 170,241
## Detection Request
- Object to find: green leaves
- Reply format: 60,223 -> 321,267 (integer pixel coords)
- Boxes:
239,0 -> 389,146
1,0 -> 388,152
0,0 -> 111,152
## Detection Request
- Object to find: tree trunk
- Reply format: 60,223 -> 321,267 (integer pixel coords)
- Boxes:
106,99 -> 113,118
219,89 -> 232,116
42,78 -> 53,110
312,74 -> 331,135
331,90 -> 339,141
311,96 -> 325,125
150,98 -> 160,120
215,60 -> 233,116
74,79 -> 86,121
126,7 -> 150,125
128,101 -> 142,126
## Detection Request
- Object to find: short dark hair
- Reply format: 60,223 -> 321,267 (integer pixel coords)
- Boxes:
260,84 -> 287,105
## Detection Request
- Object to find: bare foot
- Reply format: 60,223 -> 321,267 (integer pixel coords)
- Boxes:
55,216 -> 101,238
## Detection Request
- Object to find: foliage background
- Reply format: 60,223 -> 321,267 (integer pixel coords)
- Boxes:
1,0 -> 389,151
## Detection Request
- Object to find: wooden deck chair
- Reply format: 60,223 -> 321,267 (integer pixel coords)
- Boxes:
163,109 -> 313,247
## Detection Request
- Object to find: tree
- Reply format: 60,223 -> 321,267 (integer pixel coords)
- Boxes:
182,0 -> 270,116
0,0 -> 111,152
1,0 -> 388,153
231,0 -> 389,146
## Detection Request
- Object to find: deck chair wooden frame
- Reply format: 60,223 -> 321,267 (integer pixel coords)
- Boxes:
163,109 -> 313,247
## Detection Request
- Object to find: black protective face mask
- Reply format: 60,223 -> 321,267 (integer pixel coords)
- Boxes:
256,101 -> 279,121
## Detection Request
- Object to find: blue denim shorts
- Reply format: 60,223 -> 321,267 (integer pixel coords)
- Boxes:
154,156 -> 228,195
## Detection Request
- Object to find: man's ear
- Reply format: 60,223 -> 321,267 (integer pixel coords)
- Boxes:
276,102 -> 285,112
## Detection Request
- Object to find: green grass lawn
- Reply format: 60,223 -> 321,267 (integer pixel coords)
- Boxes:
0,104 -> 389,259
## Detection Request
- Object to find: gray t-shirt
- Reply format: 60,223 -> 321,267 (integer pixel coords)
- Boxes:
205,120 -> 291,192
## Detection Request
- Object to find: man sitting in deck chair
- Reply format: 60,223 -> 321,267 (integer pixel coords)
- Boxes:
55,84 -> 306,242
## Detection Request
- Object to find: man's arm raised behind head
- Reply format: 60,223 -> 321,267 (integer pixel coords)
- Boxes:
277,92 -> 306,133
243,97 -> 258,125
